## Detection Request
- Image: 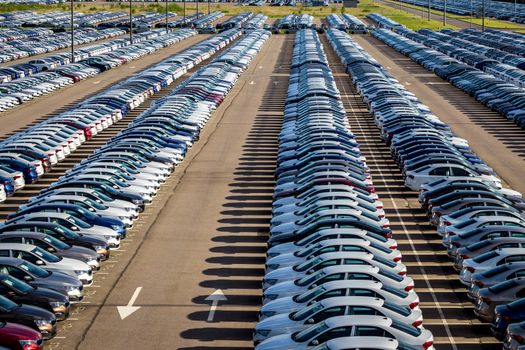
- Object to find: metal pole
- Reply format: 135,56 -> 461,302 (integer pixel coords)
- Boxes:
183,0 -> 186,26
515,0 -> 517,14
165,0 -> 168,33
208,0 -> 210,15
443,0 -> 447,25
427,0 -> 430,20
129,0 -> 133,43
196,0 -> 199,19
469,0 -> 472,28
70,0 -> 74,63
481,0 -> 485,32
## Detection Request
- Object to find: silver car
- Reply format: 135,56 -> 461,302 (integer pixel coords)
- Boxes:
254,296 -> 423,343
474,278 -> 525,321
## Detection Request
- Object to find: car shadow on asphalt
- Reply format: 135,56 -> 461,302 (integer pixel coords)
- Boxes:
180,35 -> 294,347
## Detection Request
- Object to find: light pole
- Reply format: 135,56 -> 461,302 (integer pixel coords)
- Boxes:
196,0 -> 199,20
70,0 -> 74,63
469,0 -> 472,28
129,0 -> 133,43
165,0 -> 169,33
443,0 -> 447,26
481,0 -> 486,32
183,0 -> 186,26
208,0 -> 210,15
514,0 -> 517,15
427,0 -> 430,20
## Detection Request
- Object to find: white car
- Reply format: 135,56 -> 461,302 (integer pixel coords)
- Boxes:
0,243 -> 92,285
460,248 -> 525,285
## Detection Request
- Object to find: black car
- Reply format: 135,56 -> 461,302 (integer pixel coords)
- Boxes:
0,274 -> 69,321
0,295 -> 57,339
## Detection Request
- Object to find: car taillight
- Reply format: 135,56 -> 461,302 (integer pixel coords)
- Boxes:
394,256 -> 402,262
466,266 -> 476,273
412,319 -> 423,328
460,254 -> 469,259
452,242 -> 460,247
443,221 -> 451,225
383,223 -> 390,228
422,341 -> 433,350
501,315 -> 511,321
475,281 -> 484,287
405,285 -> 413,292
448,232 -> 456,236
376,204 -> 383,209
399,270 -> 406,275
390,244 -> 398,250
481,296 -> 492,305
408,174 -> 415,179
512,334 -> 525,344
13,175 -> 21,180
48,153 -> 54,157
409,301 -> 419,309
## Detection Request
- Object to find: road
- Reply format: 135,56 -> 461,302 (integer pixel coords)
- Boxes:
353,34 -> 525,196
43,34 -> 292,349
0,34 -> 209,139
321,34 -> 500,350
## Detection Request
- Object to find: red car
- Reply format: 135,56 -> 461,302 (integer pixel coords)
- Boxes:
0,321 -> 43,350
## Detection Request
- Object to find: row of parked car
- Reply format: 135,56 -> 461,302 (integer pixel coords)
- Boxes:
218,11 -> 253,30
367,16 -> 525,130
0,27 -> 125,64
278,14 -> 315,30
0,28 -> 264,349
0,10 -> 127,29
328,25 -> 525,350
326,14 -> 368,34
0,28 -> 198,113
253,28 -> 434,350
0,27 -> 54,44
242,14 -> 268,31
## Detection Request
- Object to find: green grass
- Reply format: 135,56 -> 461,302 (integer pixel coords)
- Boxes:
382,0 -> 525,30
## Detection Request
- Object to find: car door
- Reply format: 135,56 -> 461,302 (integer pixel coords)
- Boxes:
308,326 -> 353,346
12,250 -> 42,266
353,325 -> 395,337
310,306 -> 346,324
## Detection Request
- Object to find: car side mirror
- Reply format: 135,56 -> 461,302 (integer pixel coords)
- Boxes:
23,275 -> 32,282
307,318 -> 315,324
47,247 -> 56,253
71,226 -> 78,231
311,340 -> 319,346
35,260 -> 44,266
88,208 -> 95,212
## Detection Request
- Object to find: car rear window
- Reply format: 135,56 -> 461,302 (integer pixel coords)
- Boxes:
489,279 -> 519,294
473,251 -> 500,263
391,320 -> 422,336
482,265 -> 510,278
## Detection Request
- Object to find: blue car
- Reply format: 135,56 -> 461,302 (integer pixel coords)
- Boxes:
0,158 -> 38,184
492,298 -> 525,340
0,175 -> 15,196
6,203 -> 127,237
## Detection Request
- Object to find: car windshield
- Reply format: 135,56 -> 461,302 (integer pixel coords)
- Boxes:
2,275 -> 33,294
92,191 -> 112,202
482,265 -> 510,278
66,216 -> 91,229
31,247 -> 61,263
378,269 -> 403,282
291,302 -> 324,320
489,279 -> 519,294
383,285 -> 408,298
294,286 -> 326,303
75,207 -> 98,220
391,320 -> 422,336
293,322 -> 329,342
42,235 -> 71,250
295,257 -> 323,272
55,226 -> 80,239
84,198 -> 106,210
0,296 -> 17,312
18,261 -> 50,278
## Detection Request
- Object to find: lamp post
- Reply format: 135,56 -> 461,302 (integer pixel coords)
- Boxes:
165,0 -> 169,33
427,0 -> 430,20
129,0 -> 133,43
196,0 -> 199,20
443,0 -> 447,26
208,0 -> 210,15
183,0 -> 186,26
70,0 -> 74,63
481,0 -> 486,32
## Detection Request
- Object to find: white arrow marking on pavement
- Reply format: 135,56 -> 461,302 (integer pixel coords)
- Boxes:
205,289 -> 227,322
117,287 -> 142,320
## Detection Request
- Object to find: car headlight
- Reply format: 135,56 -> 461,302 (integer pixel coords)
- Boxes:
66,285 -> 79,292
74,270 -> 89,276
35,319 -> 51,327
104,235 -> 115,240
49,301 -> 66,309
255,329 -> 271,337
132,199 -> 142,205
111,224 -> 122,230
94,245 -> 107,251
19,339 -> 40,348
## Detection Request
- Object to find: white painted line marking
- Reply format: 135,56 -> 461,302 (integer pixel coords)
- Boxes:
205,289 -> 227,322
117,286 -> 142,320
92,81 -> 100,85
